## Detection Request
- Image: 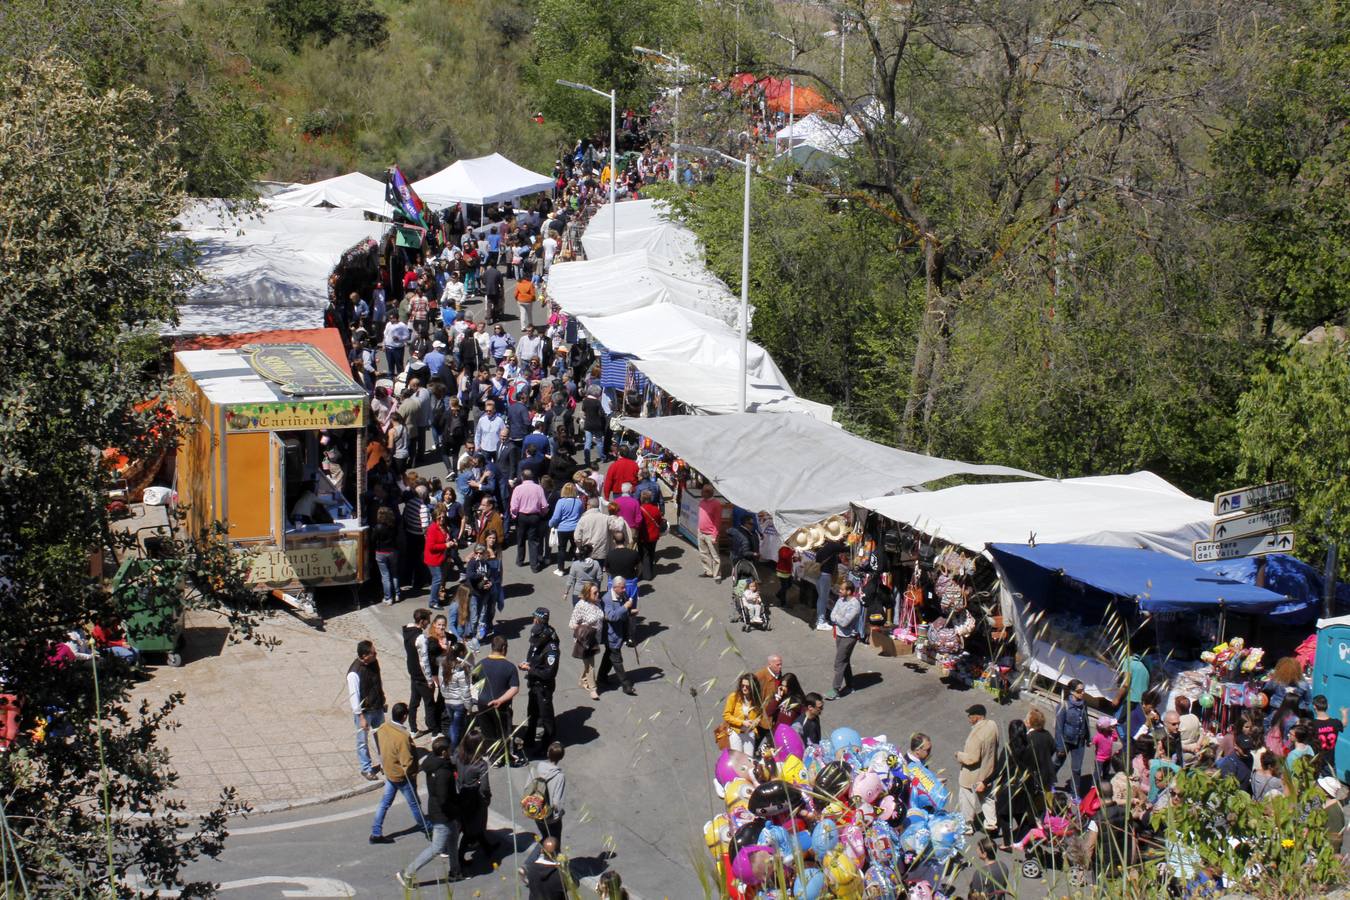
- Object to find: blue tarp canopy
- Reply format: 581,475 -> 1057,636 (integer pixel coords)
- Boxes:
989,543 -> 1291,614
1197,554 -> 1349,625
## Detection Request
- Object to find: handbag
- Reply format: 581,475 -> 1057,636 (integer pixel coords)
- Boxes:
571,622 -> 597,659
714,722 -> 732,751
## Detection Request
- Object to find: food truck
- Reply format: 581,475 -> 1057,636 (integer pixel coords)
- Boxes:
174,332 -> 368,618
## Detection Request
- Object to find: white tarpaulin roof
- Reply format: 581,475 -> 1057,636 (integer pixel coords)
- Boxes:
775,113 -> 861,154
619,413 -> 1039,531
628,359 -> 833,420
268,171 -> 388,216
580,198 -> 703,263
855,471 -> 1215,559
547,250 -> 743,327
412,153 -> 553,207
580,304 -> 786,386
167,201 -> 388,335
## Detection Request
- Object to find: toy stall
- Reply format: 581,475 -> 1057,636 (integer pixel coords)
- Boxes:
174,334 -> 369,619
987,543 -> 1291,706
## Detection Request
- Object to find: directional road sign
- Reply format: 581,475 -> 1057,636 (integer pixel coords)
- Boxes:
1213,481 -> 1293,516
1211,507 -> 1294,541
1193,531 -> 1295,563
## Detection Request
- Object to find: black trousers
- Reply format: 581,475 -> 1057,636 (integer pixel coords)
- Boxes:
537,817 -> 563,845
554,530 -> 575,572
515,512 -> 545,570
596,645 -> 631,690
525,681 -> 556,749
638,540 -> 658,581
410,676 -> 441,733
471,704 -> 516,765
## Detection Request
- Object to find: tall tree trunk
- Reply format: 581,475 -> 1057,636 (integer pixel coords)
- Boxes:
900,238 -> 945,449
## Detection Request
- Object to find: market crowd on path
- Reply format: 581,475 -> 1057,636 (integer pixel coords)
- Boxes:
315,117 -> 1350,897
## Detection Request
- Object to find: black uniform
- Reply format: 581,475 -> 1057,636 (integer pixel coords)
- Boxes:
523,620 -> 560,751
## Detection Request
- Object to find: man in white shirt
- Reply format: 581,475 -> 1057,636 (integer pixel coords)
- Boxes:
541,232 -> 558,272
516,326 -> 544,365
474,399 -> 505,459
382,312 -> 412,375
440,272 -> 466,312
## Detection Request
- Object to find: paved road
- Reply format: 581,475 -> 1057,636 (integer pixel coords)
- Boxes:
178,266 -> 1073,897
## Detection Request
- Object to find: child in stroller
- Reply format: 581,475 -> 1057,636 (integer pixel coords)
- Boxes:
730,560 -> 771,631
1014,787 -> 1099,883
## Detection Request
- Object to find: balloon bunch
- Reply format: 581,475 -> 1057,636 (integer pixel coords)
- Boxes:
706,724 -> 969,899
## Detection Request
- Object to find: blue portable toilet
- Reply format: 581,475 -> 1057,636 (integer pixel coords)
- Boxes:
1312,616 -> 1350,784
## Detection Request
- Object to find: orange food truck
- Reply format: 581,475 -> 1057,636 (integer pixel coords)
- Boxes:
174,331 -> 368,619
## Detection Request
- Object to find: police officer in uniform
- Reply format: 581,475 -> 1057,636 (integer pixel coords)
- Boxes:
519,606 -> 560,754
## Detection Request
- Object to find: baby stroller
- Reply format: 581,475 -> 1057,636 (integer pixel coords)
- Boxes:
1016,787 -> 1097,887
729,559 -> 771,632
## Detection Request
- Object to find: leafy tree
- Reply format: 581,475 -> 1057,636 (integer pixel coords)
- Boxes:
266,0 -> 389,52
527,0 -> 693,141
0,55 -> 264,895
1210,0 -> 1350,332
1237,341 -> 1350,578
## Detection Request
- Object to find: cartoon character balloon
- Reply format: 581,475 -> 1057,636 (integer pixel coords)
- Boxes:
793,868 -> 826,900
717,749 -> 758,787
865,821 -> 901,869
839,824 -> 867,866
731,845 -> 775,885
773,724 -> 805,762
862,863 -> 902,899
831,726 -> 863,755
811,818 -> 841,857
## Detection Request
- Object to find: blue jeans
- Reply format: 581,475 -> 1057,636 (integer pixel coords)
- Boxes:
583,429 -> 604,464
405,822 -> 461,880
444,704 -> 468,748
385,346 -> 404,375
428,563 -> 443,608
355,708 -> 385,774
371,778 -> 427,837
816,573 -> 833,625
376,551 -> 399,602
1063,743 -> 1088,799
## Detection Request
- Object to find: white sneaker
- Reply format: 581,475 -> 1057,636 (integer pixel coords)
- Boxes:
816,622 -> 832,632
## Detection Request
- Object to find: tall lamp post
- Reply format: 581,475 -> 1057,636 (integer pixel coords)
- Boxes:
674,142 -> 752,413
557,78 -> 617,256
633,46 -> 682,183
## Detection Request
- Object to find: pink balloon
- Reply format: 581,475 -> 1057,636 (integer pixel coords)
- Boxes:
716,749 -> 754,786
731,845 -> 774,884
773,724 -> 805,762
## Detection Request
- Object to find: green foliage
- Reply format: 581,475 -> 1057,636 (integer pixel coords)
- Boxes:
660,167 -> 921,431
265,0 -> 389,51
1238,342 -> 1350,576
1210,0 -> 1350,330
527,0 -> 693,140
0,55 -> 267,895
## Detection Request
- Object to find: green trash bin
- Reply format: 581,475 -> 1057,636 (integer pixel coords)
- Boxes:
112,558 -> 186,667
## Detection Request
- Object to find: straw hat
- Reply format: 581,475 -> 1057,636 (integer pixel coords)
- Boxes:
787,529 -> 812,551
806,523 -> 827,548
822,515 -> 849,542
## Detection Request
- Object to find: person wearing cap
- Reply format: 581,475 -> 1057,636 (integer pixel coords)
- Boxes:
425,340 -> 447,379
519,607 -> 560,754
955,703 -> 1000,831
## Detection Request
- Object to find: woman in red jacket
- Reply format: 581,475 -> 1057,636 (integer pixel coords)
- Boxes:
637,489 -> 665,582
425,504 -> 451,610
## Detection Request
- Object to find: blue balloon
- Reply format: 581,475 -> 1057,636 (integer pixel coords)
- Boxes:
796,829 -> 813,854
759,823 -> 793,857
811,819 -> 840,856
830,726 -> 862,753
793,869 -> 826,900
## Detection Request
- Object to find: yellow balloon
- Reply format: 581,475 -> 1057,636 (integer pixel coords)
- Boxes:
823,848 -> 862,899
725,778 -> 754,813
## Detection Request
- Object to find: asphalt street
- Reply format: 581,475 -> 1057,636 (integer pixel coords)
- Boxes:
177,270 -> 1071,898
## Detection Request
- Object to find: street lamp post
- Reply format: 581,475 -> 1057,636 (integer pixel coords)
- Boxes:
557,78 -> 617,256
674,142 -> 752,413
633,46 -> 682,183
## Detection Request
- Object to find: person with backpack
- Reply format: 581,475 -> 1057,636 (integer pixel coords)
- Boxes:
826,580 -> 863,701
523,742 -> 567,844
396,736 -> 464,888
1055,679 -> 1091,798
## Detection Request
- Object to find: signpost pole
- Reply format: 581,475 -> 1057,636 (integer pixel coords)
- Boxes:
1324,541 -> 1339,619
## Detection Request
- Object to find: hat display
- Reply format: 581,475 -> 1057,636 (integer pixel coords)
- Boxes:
822,515 -> 849,542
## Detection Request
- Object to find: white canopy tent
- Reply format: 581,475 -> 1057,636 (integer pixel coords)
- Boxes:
167,201 -> 388,335
547,250 -> 743,327
579,198 -> 702,263
411,153 -> 553,207
629,359 -> 833,420
618,413 -> 1041,533
268,172 -> 389,216
774,113 -> 860,154
854,471 -> 1215,560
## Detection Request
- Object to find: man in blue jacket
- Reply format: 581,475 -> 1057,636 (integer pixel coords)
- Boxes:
597,579 -> 637,696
